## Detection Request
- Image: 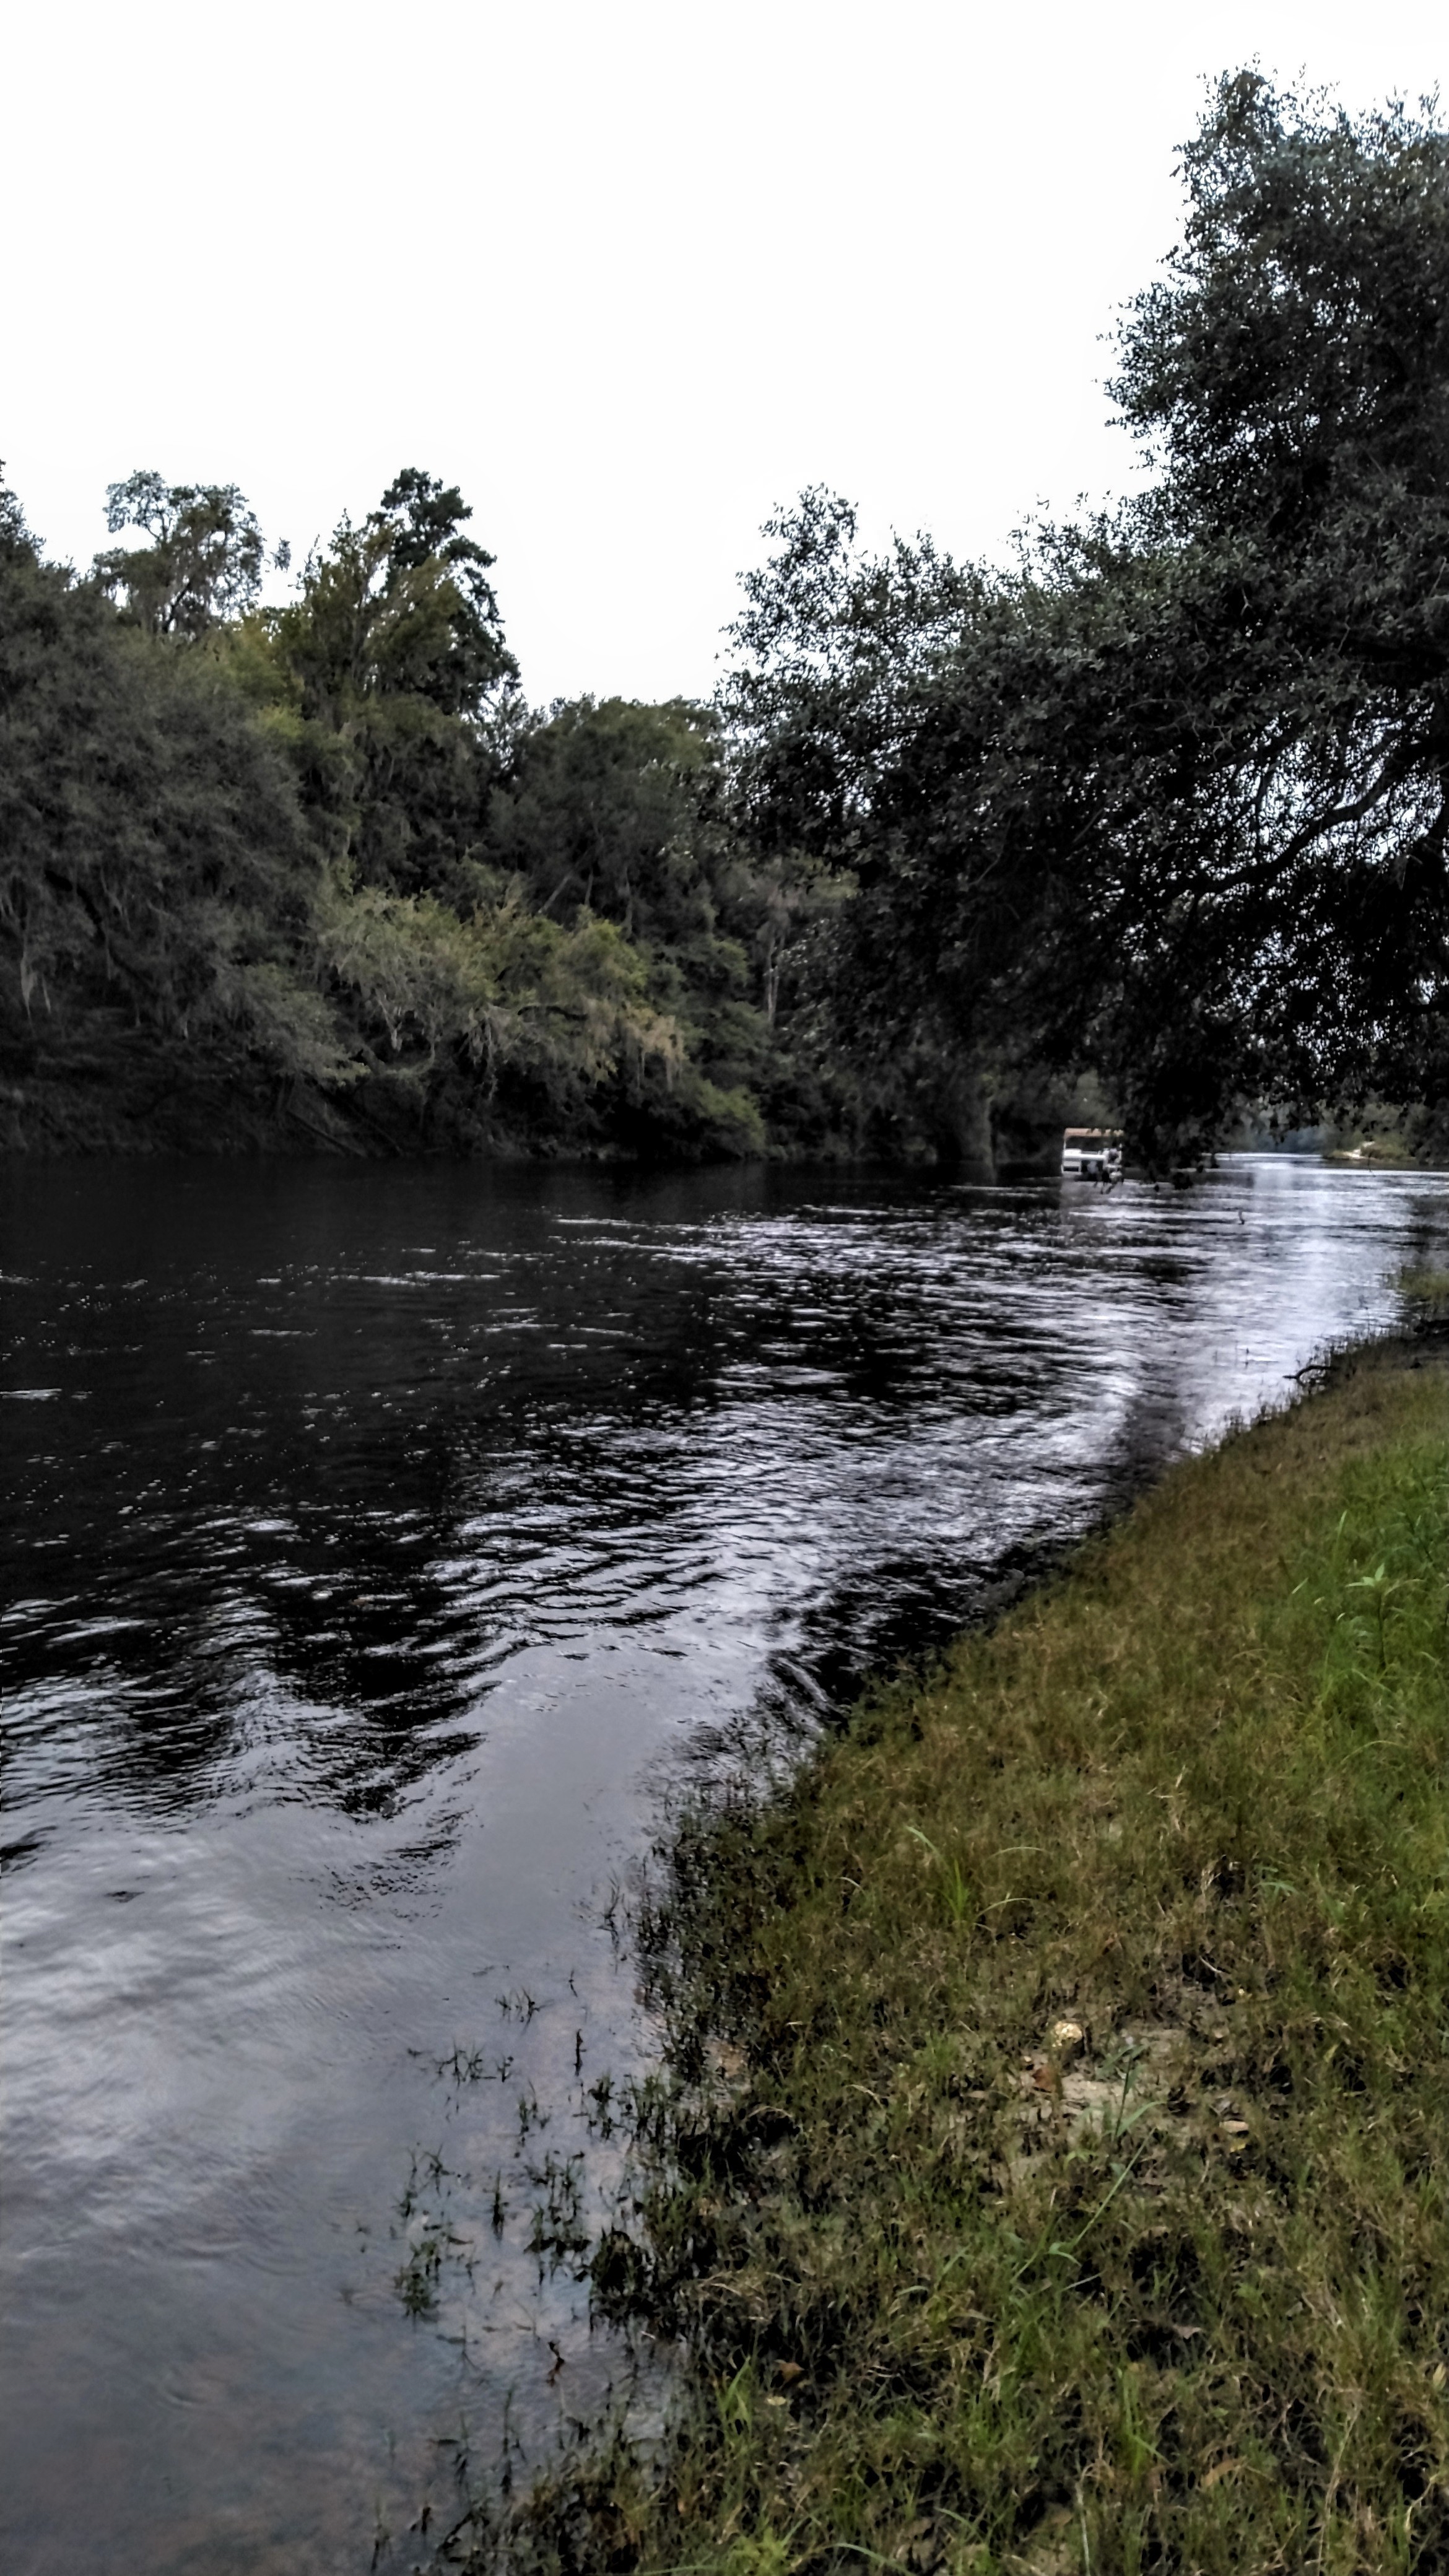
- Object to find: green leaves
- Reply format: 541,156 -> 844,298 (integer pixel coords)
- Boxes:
723,79 -> 1449,1160
0,492 -> 331,1103
94,471 -> 274,638
315,872 -> 684,1101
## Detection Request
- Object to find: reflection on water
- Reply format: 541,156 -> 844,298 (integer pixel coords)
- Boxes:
1,1155 -> 1443,2573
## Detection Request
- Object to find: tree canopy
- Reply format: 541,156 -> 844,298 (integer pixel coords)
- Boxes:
724,74 -> 1449,1158
0,473 -> 837,1159
4,74 -> 1447,1166
94,471 -> 284,638
0,479 -> 339,1096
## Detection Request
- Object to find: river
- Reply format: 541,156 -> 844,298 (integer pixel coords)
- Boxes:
1,1154 -> 1443,2574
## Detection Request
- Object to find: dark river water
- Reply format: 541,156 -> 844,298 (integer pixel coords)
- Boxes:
2,1154 -> 1444,2575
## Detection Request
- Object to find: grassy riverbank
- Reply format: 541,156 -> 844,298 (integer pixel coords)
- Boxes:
486,1342 -> 1448,2576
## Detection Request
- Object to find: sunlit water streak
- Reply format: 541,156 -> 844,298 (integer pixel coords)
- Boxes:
1,1154 -> 1443,2574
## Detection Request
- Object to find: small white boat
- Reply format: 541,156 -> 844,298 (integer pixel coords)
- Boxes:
1061,1126 -> 1123,1180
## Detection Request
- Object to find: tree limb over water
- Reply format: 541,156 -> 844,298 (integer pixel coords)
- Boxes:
723,74 -> 1449,1164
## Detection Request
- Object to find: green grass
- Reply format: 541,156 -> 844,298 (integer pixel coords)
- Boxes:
1396,1269 -> 1449,1326
480,1350 -> 1449,2576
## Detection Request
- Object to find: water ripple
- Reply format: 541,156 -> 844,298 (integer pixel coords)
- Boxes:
1,1154 -> 1443,2574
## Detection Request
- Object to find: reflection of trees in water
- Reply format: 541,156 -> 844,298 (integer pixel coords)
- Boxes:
1,1503 -> 478,1827
2,1352 -> 716,1829
4,1388 -> 488,1824
6,1226 -> 1016,1827
11,1162 -> 1429,1843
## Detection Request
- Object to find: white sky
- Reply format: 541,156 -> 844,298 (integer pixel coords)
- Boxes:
4,0 -> 1442,707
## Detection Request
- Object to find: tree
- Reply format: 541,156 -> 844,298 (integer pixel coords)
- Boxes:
93,470 -> 286,638
265,469 -> 514,731
491,696 -> 726,939
250,469 -> 519,900
724,77 -> 1449,1159
490,695 -> 830,1149
373,468 -> 513,716
314,879 -> 685,1120
0,476 -> 344,1092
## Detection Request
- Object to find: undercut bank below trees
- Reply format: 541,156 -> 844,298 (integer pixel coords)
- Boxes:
464,1333 -> 1448,2576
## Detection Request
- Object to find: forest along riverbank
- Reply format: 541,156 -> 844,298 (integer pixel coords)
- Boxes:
481,1330 -> 1449,2576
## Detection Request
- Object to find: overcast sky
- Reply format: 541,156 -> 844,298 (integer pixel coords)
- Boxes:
5,0 -> 1442,706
